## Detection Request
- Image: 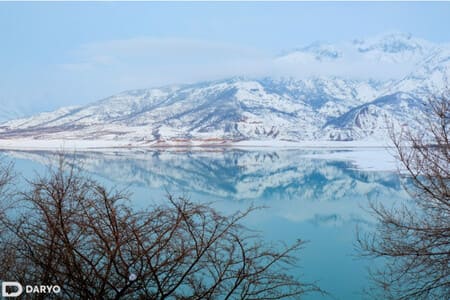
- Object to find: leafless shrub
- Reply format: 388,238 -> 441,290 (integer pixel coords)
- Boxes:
0,157 -> 14,202
0,157 -> 14,237
358,93 -> 450,299
0,154 -> 320,299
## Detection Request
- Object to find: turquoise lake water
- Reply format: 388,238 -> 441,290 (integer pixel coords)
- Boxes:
1,148 -> 412,299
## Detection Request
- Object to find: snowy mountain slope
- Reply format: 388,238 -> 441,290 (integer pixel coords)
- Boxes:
1,33 -> 449,145
385,48 -> 450,97
0,77 -> 389,142
322,92 -> 425,141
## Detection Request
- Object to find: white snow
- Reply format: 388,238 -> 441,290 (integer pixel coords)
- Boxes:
1,33 -> 449,148
303,148 -> 398,172
0,137 -> 400,172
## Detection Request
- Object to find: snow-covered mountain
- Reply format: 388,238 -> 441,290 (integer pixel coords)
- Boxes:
1,33 -> 449,145
281,33 -> 435,64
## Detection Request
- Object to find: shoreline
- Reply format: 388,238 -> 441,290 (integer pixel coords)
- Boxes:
0,138 -> 398,172
0,138 -> 392,151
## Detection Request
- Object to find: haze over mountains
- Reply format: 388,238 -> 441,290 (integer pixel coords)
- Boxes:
1,33 -> 449,146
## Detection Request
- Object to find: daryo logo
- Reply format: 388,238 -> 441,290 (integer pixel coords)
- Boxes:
1,282 -> 61,297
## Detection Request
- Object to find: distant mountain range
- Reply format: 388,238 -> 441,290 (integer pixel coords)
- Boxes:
1,33 -> 449,146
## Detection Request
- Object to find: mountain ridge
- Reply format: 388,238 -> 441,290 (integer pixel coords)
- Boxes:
1,33 -> 449,146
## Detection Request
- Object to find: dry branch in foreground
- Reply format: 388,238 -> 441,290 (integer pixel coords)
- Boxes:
358,94 -> 450,299
0,155 -> 320,299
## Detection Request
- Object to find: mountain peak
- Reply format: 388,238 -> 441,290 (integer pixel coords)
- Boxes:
355,32 -> 432,54
285,33 -> 434,59
1,33 -> 449,145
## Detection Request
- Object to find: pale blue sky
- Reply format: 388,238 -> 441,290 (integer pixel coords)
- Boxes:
1,1 -> 450,112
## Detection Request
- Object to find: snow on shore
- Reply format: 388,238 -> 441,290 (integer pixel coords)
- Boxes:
0,138 -> 398,172
0,138 -> 392,150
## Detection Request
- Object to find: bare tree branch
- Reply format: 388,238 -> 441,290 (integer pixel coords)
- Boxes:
0,153 -> 321,299
358,92 -> 450,299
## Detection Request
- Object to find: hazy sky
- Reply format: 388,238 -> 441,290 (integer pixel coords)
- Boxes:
1,1 -> 450,112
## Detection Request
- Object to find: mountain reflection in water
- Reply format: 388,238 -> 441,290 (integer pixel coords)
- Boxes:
2,148 -> 412,299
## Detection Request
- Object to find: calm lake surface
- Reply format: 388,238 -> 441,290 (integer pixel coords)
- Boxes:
1,148 -> 412,299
